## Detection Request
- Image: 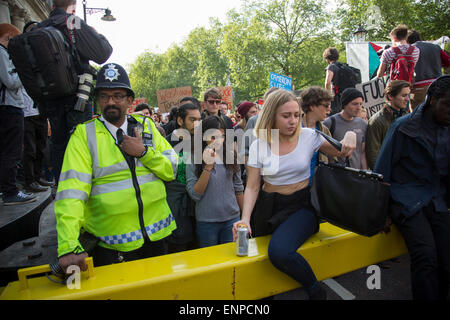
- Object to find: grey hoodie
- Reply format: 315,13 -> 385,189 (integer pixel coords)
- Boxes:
0,44 -> 24,108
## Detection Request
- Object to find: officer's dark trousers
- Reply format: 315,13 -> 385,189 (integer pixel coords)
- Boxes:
0,106 -> 24,197
91,239 -> 168,267
392,202 -> 450,300
23,115 -> 48,185
43,97 -> 92,184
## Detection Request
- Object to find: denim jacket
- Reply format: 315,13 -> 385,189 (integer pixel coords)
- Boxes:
374,103 -> 449,219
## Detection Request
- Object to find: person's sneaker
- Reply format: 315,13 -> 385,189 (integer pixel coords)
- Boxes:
25,182 -> 48,193
37,178 -> 54,187
3,191 -> 37,206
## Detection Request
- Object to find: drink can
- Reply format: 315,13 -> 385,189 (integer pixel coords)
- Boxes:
236,224 -> 249,256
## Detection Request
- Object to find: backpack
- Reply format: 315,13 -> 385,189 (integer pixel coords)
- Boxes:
332,62 -> 362,95
390,46 -> 415,83
8,23 -> 80,101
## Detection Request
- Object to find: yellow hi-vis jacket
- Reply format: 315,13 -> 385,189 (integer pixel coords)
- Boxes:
55,115 -> 178,257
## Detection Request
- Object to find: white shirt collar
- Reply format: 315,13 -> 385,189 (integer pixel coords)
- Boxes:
100,116 -> 128,144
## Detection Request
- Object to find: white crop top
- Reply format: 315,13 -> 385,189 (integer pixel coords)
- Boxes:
247,128 -> 325,185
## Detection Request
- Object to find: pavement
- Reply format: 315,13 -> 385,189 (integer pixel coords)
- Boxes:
274,254 -> 413,300
0,189 -> 52,252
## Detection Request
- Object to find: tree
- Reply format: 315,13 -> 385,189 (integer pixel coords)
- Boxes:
129,52 -> 167,106
336,0 -> 450,42
220,9 -> 274,101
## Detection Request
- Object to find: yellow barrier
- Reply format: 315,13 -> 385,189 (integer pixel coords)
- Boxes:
0,223 -> 407,300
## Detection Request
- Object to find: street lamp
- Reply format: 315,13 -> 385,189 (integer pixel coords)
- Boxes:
82,0 -> 116,23
353,25 -> 367,43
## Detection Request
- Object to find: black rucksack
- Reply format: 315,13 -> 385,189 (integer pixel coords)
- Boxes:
332,62 -> 362,95
8,23 -> 80,101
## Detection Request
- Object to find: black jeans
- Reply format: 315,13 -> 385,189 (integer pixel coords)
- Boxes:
392,202 -> 450,300
0,106 -> 24,197
23,115 -> 48,184
42,96 -> 92,184
91,239 -> 168,267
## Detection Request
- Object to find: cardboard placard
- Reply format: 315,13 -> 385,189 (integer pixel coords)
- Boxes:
157,86 -> 192,113
128,97 -> 148,114
217,86 -> 234,110
356,76 -> 389,119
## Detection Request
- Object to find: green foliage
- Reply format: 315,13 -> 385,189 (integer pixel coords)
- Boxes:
336,0 -> 450,42
129,0 -> 449,106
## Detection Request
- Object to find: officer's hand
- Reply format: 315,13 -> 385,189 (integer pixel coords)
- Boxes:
120,128 -> 146,157
58,252 -> 88,274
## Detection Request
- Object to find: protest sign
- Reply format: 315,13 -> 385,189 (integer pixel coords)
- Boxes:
128,97 -> 147,114
356,76 -> 389,119
218,86 -> 234,110
157,86 -> 192,113
269,72 -> 293,91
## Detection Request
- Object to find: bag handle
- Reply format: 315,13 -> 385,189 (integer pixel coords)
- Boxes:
315,129 -> 342,151
315,129 -> 351,166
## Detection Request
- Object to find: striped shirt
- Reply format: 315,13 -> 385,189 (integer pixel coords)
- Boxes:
380,44 -> 420,66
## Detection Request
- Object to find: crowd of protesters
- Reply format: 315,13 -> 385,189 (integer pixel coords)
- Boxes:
1,2 -> 449,301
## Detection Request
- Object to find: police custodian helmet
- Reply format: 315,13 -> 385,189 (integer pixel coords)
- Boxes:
94,63 -> 135,98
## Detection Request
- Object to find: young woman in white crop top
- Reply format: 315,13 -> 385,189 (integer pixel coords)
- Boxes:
233,89 -> 355,300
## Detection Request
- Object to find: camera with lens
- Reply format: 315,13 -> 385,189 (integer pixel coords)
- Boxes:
74,66 -> 98,112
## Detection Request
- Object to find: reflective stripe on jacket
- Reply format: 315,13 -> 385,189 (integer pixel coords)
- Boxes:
55,115 -> 178,257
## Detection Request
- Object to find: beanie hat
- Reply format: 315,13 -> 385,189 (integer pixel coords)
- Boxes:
237,101 -> 255,117
341,88 -> 364,108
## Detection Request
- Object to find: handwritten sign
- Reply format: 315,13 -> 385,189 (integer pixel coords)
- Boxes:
356,76 -> 389,119
157,86 -> 192,113
218,86 -> 234,110
128,97 -> 147,114
269,72 -> 293,91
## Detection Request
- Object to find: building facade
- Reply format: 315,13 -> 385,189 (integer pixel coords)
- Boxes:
0,0 -> 52,31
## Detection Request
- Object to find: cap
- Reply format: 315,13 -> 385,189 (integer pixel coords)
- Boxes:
341,88 -> 364,108
94,63 -> 135,98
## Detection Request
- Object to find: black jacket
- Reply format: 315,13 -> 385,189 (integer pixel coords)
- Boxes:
39,8 -> 112,73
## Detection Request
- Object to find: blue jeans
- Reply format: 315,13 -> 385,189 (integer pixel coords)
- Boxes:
268,208 -> 321,296
196,217 -> 240,248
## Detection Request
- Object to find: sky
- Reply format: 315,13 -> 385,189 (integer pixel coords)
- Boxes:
76,0 -> 244,70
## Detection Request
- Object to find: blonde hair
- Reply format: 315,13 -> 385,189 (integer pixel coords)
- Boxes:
255,89 -> 301,143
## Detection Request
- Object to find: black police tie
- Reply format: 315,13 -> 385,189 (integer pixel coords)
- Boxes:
116,128 -> 124,145
116,128 -> 136,169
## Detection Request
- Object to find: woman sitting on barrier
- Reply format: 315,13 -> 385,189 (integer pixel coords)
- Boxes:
232,89 -> 355,300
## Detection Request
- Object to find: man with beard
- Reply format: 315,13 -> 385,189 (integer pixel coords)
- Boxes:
165,103 -> 201,253
55,63 -> 178,271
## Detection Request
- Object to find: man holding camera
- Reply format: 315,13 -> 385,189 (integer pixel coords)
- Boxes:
39,0 -> 112,184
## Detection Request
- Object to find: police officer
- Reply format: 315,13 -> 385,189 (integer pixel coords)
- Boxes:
56,63 -> 178,271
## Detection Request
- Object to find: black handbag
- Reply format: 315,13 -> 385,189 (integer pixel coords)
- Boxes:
311,130 -> 390,237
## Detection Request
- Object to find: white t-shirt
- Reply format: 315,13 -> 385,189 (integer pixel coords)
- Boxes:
248,128 -> 325,185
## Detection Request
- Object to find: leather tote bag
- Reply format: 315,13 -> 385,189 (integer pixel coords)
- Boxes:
311,130 -> 390,237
